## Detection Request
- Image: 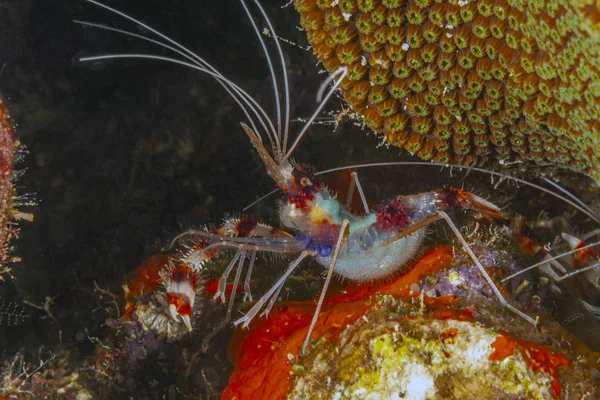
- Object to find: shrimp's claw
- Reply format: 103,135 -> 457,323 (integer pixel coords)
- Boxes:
166,293 -> 194,331
561,232 -> 600,264
162,263 -> 197,332
181,314 -> 192,332
435,188 -> 504,219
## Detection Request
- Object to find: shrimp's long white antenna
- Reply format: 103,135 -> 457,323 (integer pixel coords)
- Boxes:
501,240 -> 600,282
541,177 -> 599,221
248,0 -> 291,154
243,188 -> 279,211
81,0 -> 281,152
243,161 -> 600,221
556,262 -> 600,282
280,66 -> 348,164
80,52 -> 276,150
239,0 -> 283,157
75,20 -> 269,142
316,162 -> 600,225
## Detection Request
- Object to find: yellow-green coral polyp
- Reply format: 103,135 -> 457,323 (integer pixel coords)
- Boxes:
295,0 -> 600,183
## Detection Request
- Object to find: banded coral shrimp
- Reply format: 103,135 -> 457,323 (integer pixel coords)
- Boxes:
76,0 -> 600,361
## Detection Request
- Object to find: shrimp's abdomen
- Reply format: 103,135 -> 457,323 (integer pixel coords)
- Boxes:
319,229 -> 425,281
313,192 -> 437,281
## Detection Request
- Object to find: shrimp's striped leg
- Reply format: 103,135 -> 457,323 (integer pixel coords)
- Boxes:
561,232 -> 600,267
163,219 -> 301,331
160,260 -> 204,331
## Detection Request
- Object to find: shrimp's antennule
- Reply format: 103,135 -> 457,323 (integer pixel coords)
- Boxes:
78,0 -> 281,158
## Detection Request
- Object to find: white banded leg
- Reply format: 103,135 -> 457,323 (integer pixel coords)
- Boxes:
301,219 -> 350,357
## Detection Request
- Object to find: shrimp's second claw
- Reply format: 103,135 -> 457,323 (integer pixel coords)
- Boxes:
168,303 -> 193,331
435,188 -> 504,219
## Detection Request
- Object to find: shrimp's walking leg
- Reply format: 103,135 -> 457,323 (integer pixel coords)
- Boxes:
261,276 -> 286,317
437,211 -> 537,326
202,252 -> 246,347
383,209 -> 538,326
346,171 -> 369,214
216,251 -> 243,303
301,219 -> 350,357
243,252 -> 257,302
234,251 -> 311,328
177,219 -> 294,303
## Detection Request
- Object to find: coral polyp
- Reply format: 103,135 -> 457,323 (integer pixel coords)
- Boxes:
294,0 -> 600,182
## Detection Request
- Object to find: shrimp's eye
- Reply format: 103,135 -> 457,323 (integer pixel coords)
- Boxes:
300,177 -> 312,187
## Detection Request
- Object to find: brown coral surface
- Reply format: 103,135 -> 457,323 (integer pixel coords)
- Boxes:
295,0 -> 600,182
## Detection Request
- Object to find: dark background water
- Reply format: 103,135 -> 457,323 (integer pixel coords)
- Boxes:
1,0 -> 599,396
1,0 -> 403,376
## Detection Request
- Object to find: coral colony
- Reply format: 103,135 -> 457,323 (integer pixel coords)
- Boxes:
295,0 -> 600,183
